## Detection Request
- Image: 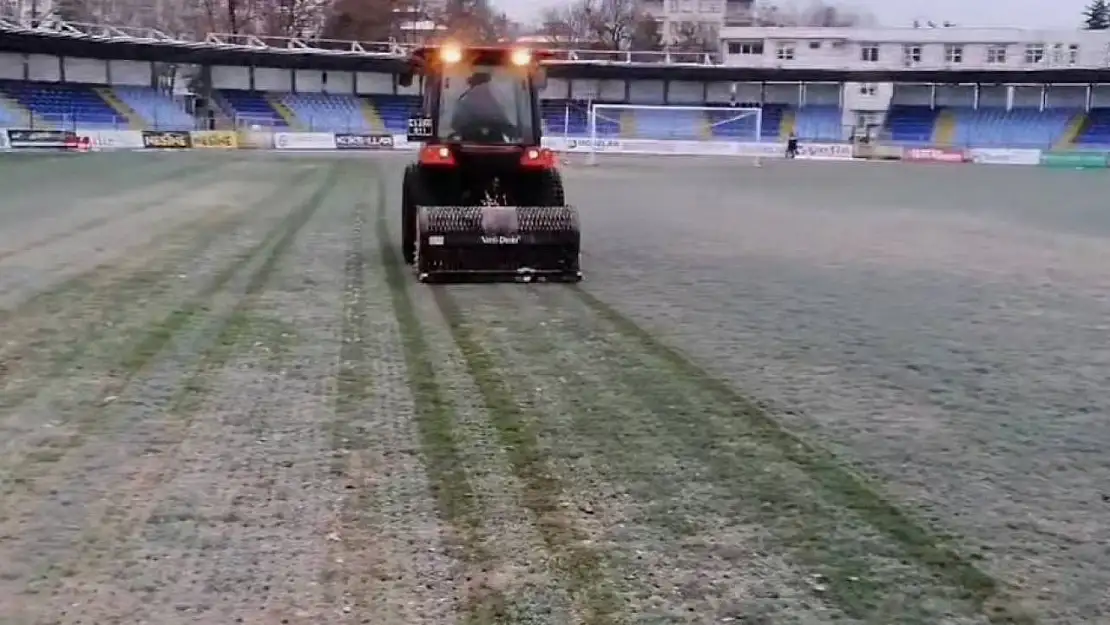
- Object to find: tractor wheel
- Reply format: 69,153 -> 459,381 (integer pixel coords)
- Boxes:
401,166 -> 418,265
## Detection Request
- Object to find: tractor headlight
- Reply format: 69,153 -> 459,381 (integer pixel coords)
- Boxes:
440,45 -> 462,64
510,48 -> 531,65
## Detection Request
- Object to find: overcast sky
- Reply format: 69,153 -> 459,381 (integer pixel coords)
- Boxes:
497,0 -> 1092,30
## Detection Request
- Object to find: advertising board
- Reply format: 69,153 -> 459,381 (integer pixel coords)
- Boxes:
6,129 -> 74,148
968,148 -> 1041,166
905,147 -> 967,162
1038,151 -> 1108,168
550,136 -> 783,158
142,130 -> 192,149
190,130 -> 238,149
273,132 -> 336,150
796,142 -> 853,160
87,130 -> 144,150
334,133 -> 395,149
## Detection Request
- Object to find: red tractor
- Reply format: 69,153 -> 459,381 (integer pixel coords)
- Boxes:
399,44 -> 581,283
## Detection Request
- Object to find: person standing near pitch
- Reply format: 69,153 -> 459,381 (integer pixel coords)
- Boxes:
786,132 -> 798,159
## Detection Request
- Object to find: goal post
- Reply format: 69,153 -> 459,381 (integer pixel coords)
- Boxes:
584,103 -> 765,166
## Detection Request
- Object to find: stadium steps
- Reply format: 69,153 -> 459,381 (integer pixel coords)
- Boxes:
932,110 -> 956,146
699,112 -> 713,140
359,98 -> 386,133
265,93 -> 302,130
779,110 -> 795,140
618,109 -> 637,138
94,87 -> 143,129
1053,112 -> 1088,149
0,90 -> 32,127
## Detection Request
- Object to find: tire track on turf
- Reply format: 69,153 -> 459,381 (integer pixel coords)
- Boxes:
34,164 -> 341,616
453,285 -> 859,624
372,188 -> 621,624
375,193 -> 520,625
327,178 -> 459,625
562,286 -> 1035,625
0,166 -> 329,598
429,288 -> 624,625
0,159 -> 223,263
0,166 -> 318,428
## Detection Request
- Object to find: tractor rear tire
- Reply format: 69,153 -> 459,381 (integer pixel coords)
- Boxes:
401,166 -> 418,265
533,170 -> 566,207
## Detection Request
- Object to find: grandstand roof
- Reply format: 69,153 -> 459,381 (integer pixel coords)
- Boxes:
3,17 -> 1110,83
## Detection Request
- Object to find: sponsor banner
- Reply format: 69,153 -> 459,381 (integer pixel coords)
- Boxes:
796,142 -> 853,160
547,136 -> 783,158
392,134 -> 418,150
968,148 -> 1041,166
905,147 -> 967,163
85,130 -> 144,150
0,128 -> 8,150
273,132 -> 336,150
854,143 -> 904,160
334,133 -> 395,150
1038,151 -> 1108,168
6,129 -> 74,148
190,130 -> 238,149
142,130 -> 191,149
236,129 -> 273,150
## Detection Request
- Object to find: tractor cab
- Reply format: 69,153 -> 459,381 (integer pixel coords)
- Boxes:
400,45 -> 550,149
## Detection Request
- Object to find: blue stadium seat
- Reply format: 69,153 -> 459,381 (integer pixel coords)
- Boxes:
366,94 -> 420,133
111,85 -> 193,130
885,105 -> 939,144
1075,108 -> 1110,147
280,93 -> 370,132
219,89 -> 287,127
949,107 -> 1075,148
794,105 -> 842,141
0,80 -> 125,128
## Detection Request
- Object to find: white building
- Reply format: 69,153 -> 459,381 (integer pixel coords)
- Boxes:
637,0 -> 755,46
717,26 -> 1110,70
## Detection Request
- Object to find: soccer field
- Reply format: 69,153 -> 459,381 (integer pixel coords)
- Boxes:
0,152 -> 1107,624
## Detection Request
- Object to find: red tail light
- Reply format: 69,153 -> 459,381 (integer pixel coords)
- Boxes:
520,147 -> 557,169
419,144 -> 456,166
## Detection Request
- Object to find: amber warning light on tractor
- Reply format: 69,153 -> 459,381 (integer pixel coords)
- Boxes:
439,44 -> 463,64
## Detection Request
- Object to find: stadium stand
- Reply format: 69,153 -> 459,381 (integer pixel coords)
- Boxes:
793,105 -> 843,141
0,80 -> 191,129
947,107 -> 1077,148
0,80 -> 125,128
218,89 -> 289,127
112,85 -> 193,130
1075,108 -> 1110,146
279,93 -> 375,133
366,94 -> 420,132
884,105 -> 939,144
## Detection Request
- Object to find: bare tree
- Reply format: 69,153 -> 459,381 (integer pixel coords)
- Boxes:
538,0 -> 644,49
667,20 -> 718,52
628,12 -> 662,51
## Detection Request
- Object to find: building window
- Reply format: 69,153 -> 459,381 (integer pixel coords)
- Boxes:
1069,43 -> 1080,64
944,44 -> 963,63
859,83 -> 877,95
1024,43 -> 1045,64
776,41 -> 795,60
902,44 -> 921,65
727,40 -> 763,55
860,43 -> 879,62
809,41 -> 821,49
699,0 -> 722,12
987,45 -> 1007,64
669,0 -> 679,10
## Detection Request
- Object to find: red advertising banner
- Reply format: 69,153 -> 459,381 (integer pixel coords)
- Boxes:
905,147 -> 967,162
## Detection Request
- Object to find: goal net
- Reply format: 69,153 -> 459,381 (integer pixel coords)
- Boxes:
580,103 -> 764,166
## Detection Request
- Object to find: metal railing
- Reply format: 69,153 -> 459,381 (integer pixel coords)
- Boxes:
13,112 -> 199,131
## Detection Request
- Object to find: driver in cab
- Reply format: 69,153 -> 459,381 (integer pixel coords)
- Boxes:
449,71 -> 513,142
